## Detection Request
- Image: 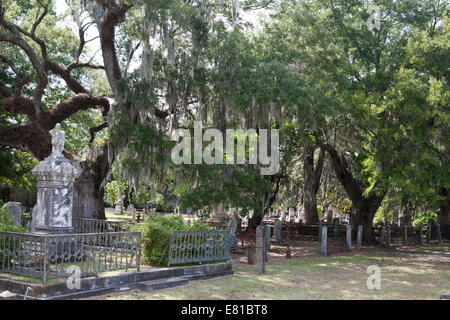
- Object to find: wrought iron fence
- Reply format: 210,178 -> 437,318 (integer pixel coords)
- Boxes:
168,230 -> 230,266
73,218 -> 132,233
0,231 -> 141,285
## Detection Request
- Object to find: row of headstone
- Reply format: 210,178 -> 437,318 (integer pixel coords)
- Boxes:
264,205 -> 307,224
273,219 -> 283,244
320,225 -> 364,256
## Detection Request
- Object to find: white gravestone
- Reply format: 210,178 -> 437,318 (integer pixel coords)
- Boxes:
289,208 -> 296,221
31,123 -> 79,234
115,185 -> 124,214
1,202 -> 25,226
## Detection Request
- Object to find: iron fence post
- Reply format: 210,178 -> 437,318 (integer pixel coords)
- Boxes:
43,236 -> 48,286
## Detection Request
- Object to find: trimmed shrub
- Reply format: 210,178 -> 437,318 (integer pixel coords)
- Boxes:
137,214 -> 213,267
141,214 -> 187,266
0,206 -> 26,266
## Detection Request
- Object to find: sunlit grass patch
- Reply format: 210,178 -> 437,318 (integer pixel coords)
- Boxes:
91,243 -> 450,300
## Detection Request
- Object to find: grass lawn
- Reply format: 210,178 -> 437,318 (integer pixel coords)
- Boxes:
105,207 -> 133,220
92,242 -> 450,300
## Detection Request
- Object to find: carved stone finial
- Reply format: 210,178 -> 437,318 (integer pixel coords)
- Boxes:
50,123 -> 65,157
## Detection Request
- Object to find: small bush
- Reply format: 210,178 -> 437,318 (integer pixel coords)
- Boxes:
138,215 -> 213,267
0,206 -> 26,233
189,218 -> 211,231
141,214 -> 187,266
0,206 -> 26,266
413,211 -> 437,229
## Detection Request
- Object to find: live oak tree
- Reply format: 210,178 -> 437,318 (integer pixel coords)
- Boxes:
0,0 -> 113,218
0,0 -> 268,219
261,0 -> 449,240
1,0 -> 447,239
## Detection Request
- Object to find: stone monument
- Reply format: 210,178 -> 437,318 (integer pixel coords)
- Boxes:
289,207 -> 296,221
31,124 -> 79,234
273,219 -> 283,244
227,218 -> 239,251
256,226 -> 265,274
280,205 -> 286,222
114,185 -> 124,214
1,202 -> 25,226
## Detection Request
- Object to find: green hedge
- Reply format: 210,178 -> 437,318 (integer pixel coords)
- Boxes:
134,214 -> 211,267
0,206 -> 26,266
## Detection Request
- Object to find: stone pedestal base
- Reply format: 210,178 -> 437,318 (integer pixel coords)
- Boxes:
114,203 -> 123,215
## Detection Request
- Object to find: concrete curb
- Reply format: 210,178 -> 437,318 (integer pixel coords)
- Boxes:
0,261 -> 233,300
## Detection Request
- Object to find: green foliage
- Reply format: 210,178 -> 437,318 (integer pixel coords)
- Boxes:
139,214 -> 212,267
0,206 -> 25,233
104,180 -> 128,206
413,212 -> 437,229
0,149 -> 38,192
0,206 -> 26,266
374,203 -> 393,226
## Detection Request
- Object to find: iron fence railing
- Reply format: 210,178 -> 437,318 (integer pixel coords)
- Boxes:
72,218 -> 132,233
168,230 -> 230,266
0,231 -> 141,285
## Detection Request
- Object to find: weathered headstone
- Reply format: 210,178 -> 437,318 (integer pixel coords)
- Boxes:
1,202 -> 25,226
256,226 -> 265,274
31,123 -> 79,234
346,225 -> 352,250
356,225 -> 363,251
321,226 -> 327,256
280,205 -> 286,222
227,219 -> 239,251
114,185 -> 123,214
273,219 -> 283,244
288,207 -> 296,220
297,207 -> 305,224
186,219 -> 191,227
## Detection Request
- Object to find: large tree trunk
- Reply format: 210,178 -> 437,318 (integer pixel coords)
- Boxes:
303,146 -> 325,224
320,142 -> 385,242
351,195 -> 385,242
248,213 -> 263,231
72,161 -> 106,220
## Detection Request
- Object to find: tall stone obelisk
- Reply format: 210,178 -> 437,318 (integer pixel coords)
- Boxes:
31,123 -> 79,234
